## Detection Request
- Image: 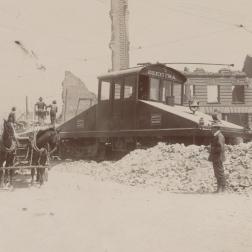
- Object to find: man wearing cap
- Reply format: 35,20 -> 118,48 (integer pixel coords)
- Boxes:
35,97 -> 47,125
208,123 -> 226,193
7,107 -> 19,145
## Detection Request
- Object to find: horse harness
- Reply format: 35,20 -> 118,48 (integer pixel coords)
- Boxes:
30,130 -> 58,166
30,131 -> 49,166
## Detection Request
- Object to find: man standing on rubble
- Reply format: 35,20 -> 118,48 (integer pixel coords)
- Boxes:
208,123 -> 226,193
35,97 -> 47,125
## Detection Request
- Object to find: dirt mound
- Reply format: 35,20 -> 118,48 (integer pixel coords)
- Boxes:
54,142 -> 252,193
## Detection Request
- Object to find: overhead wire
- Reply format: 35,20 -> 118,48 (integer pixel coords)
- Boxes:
0,0 -> 252,66
169,0 -> 252,21
137,0 -> 236,27
175,1 -> 252,30
130,27 -> 237,51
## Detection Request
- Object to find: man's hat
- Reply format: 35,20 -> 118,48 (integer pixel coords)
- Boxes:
39,97 -> 43,101
12,106 -> 16,111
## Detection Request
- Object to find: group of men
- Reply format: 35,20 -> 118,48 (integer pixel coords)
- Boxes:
7,97 -> 58,136
35,97 -> 58,126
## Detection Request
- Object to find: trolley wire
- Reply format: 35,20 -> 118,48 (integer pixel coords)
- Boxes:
130,27 -> 237,51
1,0 -> 252,65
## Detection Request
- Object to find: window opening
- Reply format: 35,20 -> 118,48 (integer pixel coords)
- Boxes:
138,75 -> 149,100
114,79 -> 123,100
101,81 -> 110,100
232,85 -> 244,103
124,75 -> 136,99
149,78 -> 160,101
162,80 -> 172,102
173,82 -> 182,104
207,85 -> 219,103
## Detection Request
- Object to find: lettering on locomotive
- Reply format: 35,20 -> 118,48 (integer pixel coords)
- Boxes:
147,70 -> 176,81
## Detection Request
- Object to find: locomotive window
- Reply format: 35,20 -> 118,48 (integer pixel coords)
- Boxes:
114,79 -> 123,100
150,78 -> 160,101
162,80 -> 172,101
173,82 -> 182,105
124,75 -> 136,98
114,84 -> 121,99
101,81 -> 110,100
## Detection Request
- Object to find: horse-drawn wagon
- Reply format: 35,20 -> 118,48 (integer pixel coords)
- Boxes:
0,121 -> 59,189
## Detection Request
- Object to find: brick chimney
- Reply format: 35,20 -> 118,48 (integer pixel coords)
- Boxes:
109,0 -> 130,71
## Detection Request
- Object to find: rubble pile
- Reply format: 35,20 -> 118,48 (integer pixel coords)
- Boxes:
54,142 -> 252,193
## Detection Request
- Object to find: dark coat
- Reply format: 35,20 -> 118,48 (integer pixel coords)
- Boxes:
7,111 -> 16,124
208,131 -> 226,162
36,101 -> 47,111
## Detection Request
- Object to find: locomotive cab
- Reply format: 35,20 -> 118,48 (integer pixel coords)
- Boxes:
97,63 -> 187,130
98,63 -> 186,106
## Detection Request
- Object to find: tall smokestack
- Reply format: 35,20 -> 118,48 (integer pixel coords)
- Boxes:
109,0 -> 129,71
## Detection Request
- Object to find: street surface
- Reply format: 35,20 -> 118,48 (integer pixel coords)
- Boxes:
0,170 -> 252,252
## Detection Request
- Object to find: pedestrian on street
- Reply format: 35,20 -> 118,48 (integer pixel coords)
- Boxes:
47,100 -> 58,127
208,123 -> 226,193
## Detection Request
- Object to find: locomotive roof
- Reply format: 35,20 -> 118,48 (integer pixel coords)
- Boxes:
98,63 -> 187,82
140,100 -> 243,130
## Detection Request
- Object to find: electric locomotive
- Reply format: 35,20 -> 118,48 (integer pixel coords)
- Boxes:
58,63 -> 247,159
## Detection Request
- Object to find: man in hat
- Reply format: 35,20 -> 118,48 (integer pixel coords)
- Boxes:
208,123 -> 226,193
8,107 -> 16,125
35,97 -> 47,125
212,108 -> 221,122
7,107 -> 19,145
47,100 -> 58,127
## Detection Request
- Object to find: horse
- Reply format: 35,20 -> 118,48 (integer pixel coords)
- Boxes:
30,127 -> 59,185
0,120 -> 17,187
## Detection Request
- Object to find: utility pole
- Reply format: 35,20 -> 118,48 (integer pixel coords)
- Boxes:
109,0 -> 130,71
25,96 -> 29,121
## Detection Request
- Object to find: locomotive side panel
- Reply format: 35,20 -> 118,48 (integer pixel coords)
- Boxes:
137,101 -> 197,129
96,100 -> 111,131
59,105 -> 97,133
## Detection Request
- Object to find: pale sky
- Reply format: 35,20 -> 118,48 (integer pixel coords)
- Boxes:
1,0 -> 252,119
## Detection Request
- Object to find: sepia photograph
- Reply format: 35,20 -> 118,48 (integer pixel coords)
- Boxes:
0,0 -> 252,251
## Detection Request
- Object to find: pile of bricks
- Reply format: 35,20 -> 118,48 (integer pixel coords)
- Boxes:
54,142 -> 252,193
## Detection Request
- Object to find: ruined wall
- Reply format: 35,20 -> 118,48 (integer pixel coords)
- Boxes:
183,68 -> 252,128
243,54 -> 252,78
61,71 -> 97,122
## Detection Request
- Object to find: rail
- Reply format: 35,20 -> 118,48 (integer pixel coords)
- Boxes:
1,165 -> 49,170
59,127 -> 250,139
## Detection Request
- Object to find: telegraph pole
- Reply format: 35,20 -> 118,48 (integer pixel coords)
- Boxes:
25,96 -> 29,120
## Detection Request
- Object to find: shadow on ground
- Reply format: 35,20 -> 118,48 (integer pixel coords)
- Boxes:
12,174 -> 32,189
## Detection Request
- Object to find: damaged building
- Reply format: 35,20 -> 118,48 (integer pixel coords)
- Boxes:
184,68 -> 252,128
61,71 -> 97,122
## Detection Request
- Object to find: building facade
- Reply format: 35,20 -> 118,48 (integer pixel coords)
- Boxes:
183,68 -> 252,128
